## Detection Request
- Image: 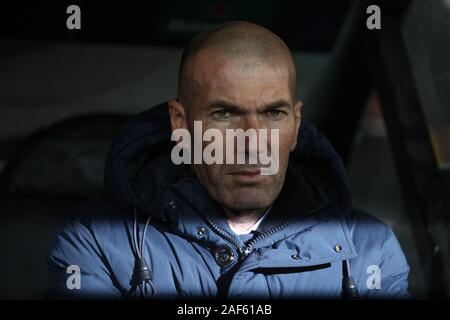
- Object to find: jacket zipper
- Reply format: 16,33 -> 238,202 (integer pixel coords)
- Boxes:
239,205 -> 331,258
171,186 -> 244,254
171,186 -> 330,260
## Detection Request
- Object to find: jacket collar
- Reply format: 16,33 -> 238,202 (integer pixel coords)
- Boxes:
150,167 -> 358,268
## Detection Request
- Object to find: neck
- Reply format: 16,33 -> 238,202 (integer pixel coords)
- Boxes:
224,207 -> 267,234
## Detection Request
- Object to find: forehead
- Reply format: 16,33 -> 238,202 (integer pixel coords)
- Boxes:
189,51 -> 293,108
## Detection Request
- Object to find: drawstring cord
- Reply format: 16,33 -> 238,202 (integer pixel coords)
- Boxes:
130,206 -> 156,299
341,259 -> 359,300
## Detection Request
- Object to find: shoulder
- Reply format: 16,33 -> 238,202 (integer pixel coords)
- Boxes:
344,207 -> 403,258
47,195 -> 135,298
53,195 -> 169,257
50,194 -> 133,262
344,208 -> 410,298
346,207 -> 392,239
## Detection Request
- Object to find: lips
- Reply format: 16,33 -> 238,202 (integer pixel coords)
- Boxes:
228,168 -> 265,183
229,169 -> 260,176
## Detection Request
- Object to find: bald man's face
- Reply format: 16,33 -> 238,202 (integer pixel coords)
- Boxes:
169,50 -> 302,215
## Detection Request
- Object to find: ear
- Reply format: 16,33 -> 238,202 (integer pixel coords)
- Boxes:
290,100 -> 303,151
168,99 -> 188,132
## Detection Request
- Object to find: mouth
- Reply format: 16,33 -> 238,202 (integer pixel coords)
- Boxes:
228,168 -> 265,183
230,169 -> 260,176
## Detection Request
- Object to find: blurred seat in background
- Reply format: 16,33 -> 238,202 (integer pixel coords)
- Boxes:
0,113 -> 130,299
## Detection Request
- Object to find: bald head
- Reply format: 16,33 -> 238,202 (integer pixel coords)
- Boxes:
177,21 -> 297,103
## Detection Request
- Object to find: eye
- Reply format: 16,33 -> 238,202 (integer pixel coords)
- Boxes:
212,109 -> 232,119
265,109 -> 286,119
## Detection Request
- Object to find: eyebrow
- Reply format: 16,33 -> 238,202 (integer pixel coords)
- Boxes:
207,99 -> 291,112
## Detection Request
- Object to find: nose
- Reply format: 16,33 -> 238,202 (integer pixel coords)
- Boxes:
237,114 -> 268,157
240,114 -> 260,131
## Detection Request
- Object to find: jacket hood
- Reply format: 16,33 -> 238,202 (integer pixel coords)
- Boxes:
104,102 -> 352,219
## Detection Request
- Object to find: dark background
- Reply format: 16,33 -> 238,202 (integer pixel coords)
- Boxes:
0,0 -> 449,299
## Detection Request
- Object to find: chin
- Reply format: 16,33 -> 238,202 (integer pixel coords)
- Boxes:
222,189 -> 274,212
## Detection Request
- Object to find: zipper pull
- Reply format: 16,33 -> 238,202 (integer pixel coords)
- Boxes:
240,246 -> 253,259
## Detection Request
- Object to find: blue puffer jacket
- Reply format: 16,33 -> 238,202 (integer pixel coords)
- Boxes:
47,102 -> 410,299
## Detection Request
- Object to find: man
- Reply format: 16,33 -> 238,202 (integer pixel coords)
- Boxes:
48,21 -> 410,299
